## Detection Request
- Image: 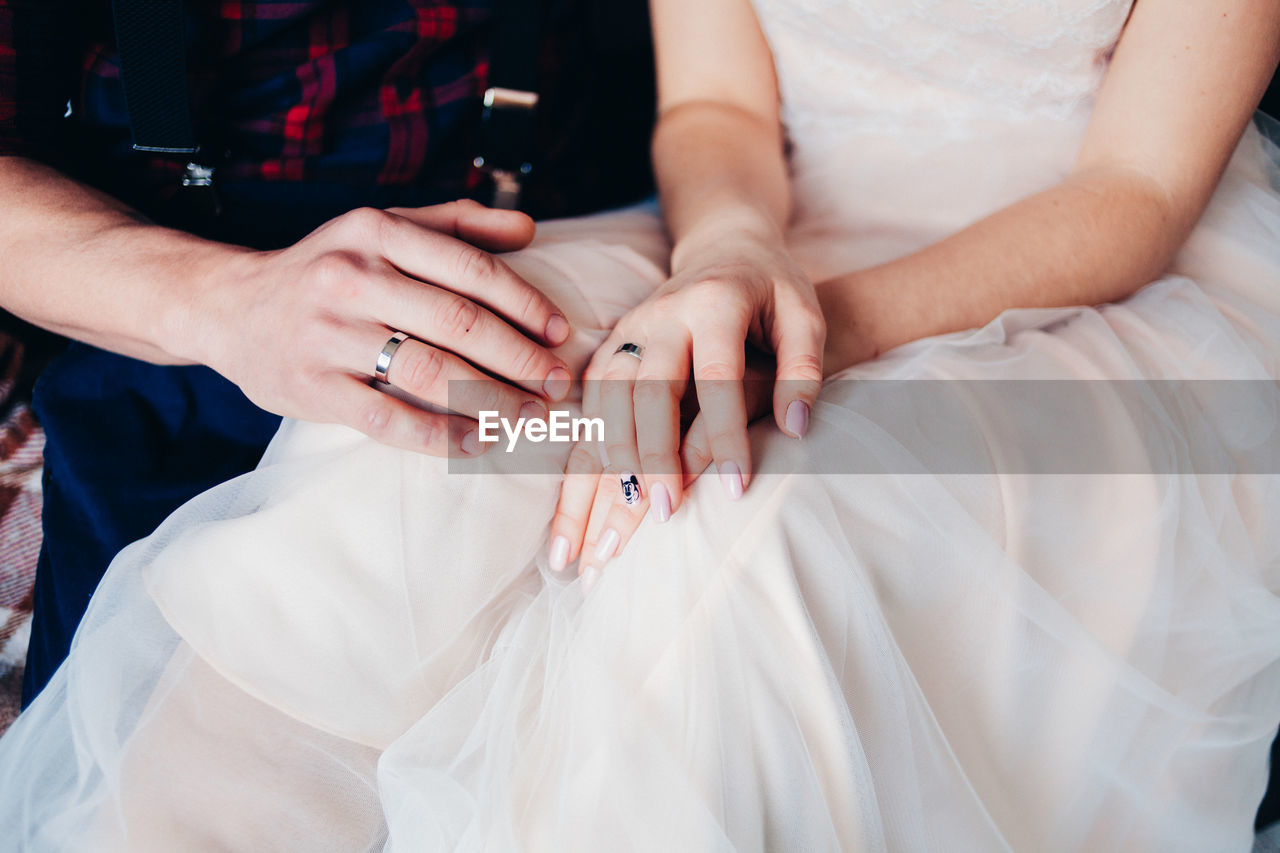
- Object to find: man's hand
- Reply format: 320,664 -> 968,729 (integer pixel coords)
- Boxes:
190,200 -> 573,456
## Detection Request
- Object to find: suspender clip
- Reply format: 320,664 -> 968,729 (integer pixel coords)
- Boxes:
477,87 -> 539,210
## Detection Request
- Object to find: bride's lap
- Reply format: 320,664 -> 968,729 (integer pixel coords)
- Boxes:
90,222 -> 1279,848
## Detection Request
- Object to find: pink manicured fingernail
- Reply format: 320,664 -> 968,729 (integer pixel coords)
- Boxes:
582,565 -> 601,595
520,400 -> 545,422
461,431 -> 482,455
543,367 -> 570,399
785,400 -> 810,438
595,528 -> 620,561
545,314 -> 570,345
650,482 -> 672,523
720,461 -> 744,501
548,535 -> 570,573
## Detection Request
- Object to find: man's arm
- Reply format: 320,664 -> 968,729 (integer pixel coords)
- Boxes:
0,156 -> 241,364
0,155 -> 574,455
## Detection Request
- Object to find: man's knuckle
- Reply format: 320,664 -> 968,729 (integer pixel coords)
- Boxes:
453,246 -> 499,283
358,400 -> 393,437
476,383 -> 510,417
415,417 -> 443,449
342,206 -> 390,240
507,343 -> 544,381
309,252 -> 365,297
433,296 -> 483,340
517,286 -> 546,326
397,346 -> 448,392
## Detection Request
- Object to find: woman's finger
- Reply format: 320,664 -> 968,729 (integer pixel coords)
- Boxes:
691,320 -> 752,501
598,338 -> 645,518
681,356 -> 775,489
633,329 -> 691,524
579,468 -> 649,593
547,441 -> 604,573
581,334 -> 620,464
768,290 -> 826,439
679,413 -> 715,489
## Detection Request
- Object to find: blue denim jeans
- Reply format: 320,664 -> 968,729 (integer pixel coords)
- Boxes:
21,343 -> 281,705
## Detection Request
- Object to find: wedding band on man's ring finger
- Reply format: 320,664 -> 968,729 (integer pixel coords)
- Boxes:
367,328 -> 548,426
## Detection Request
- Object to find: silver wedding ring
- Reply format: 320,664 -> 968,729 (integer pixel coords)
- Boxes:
374,331 -> 410,383
615,342 -> 644,361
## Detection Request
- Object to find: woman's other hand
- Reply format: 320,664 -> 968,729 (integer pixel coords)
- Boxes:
547,352 -> 777,587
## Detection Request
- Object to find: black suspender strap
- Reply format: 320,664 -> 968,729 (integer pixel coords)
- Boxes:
110,0 -> 198,154
476,0 -> 543,209
110,0 -> 221,218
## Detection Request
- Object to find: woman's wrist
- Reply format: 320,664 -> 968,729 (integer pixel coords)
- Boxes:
669,206 -> 787,275
816,272 -> 888,375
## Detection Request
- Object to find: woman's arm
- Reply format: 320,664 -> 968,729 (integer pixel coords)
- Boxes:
548,0 -> 826,577
822,0 -> 1280,373
649,0 -> 789,271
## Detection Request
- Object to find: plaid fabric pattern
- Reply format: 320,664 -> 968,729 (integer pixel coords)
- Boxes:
0,338 -> 43,737
1,1 -> 494,200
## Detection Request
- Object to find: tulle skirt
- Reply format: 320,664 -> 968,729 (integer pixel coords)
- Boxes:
3,125 -> 1280,851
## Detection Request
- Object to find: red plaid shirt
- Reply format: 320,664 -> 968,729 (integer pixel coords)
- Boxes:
0,0 -> 655,242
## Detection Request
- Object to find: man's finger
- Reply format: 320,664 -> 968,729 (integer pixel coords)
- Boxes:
373,275 -> 571,400
328,378 -> 482,457
371,334 -> 546,424
367,209 -> 569,347
386,200 -> 536,253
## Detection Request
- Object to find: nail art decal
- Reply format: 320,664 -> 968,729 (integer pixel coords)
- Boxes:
620,471 -> 642,506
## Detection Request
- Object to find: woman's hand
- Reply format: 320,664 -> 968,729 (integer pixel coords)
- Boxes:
548,353 -> 777,586
545,235 -> 824,576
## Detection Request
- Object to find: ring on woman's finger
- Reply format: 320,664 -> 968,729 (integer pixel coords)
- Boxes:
374,331 -> 411,383
614,342 -> 645,361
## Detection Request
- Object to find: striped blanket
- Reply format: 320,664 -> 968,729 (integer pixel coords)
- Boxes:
0,336 -> 44,735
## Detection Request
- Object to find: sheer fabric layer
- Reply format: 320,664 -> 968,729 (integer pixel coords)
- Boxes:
3,0 -> 1280,848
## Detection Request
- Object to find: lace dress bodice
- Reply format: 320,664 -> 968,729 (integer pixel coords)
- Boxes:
745,0 -> 1166,277
751,0 -> 1136,142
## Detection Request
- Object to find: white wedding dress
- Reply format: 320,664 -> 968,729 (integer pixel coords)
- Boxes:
4,1 -> 1280,850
